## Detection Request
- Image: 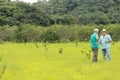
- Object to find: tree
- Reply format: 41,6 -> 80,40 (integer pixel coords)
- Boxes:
0,1 -> 18,26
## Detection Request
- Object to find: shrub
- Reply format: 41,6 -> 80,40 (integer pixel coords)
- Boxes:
0,24 -> 120,42
40,28 -> 60,42
16,24 -> 45,42
0,25 -> 17,42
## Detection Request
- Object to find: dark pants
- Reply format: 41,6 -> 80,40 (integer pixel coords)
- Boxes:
92,48 -> 98,62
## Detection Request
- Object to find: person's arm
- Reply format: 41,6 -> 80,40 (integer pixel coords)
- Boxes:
96,37 -> 99,41
105,34 -> 112,43
96,34 -> 99,41
99,36 -> 102,44
96,34 -> 99,44
106,40 -> 112,43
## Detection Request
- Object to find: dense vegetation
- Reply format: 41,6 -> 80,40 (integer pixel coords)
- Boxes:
0,0 -> 120,42
0,0 -> 120,26
0,24 -> 120,42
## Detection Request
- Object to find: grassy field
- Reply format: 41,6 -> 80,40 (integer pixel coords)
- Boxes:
0,42 -> 120,80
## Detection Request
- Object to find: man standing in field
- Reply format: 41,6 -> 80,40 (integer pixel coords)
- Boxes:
90,28 -> 99,62
99,29 -> 112,61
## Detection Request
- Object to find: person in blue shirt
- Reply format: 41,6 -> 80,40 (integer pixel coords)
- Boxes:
90,28 -> 99,62
99,29 -> 112,60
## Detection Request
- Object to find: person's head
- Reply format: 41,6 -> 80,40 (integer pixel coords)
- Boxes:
102,29 -> 107,36
94,28 -> 99,33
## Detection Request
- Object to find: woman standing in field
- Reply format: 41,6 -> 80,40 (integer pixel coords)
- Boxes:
90,28 -> 99,62
99,29 -> 112,61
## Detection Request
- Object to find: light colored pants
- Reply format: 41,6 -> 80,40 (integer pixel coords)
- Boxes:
102,48 -> 111,60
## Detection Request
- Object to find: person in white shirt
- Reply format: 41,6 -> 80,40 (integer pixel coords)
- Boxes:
99,29 -> 112,60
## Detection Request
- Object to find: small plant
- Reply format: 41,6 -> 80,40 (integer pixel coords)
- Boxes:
0,55 -> 3,63
0,55 -> 6,79
89,50 -> 92,53
81,49 -> 91,61
0,63 -> 6,79
85,53 -> 91,60
34,42 -> 39,48
112,42 -> 115,45
58,48 -> 63,54
75,40 -> 79,47
43,43 -> 48,51
81,50 -> 85,54
0,39 -> 4,44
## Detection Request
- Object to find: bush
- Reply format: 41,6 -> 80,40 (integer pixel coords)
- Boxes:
76,27 -> 94,41
0,25 -> 17,41
105,24 -> 120,41
52,25 -> 76,41
40,28 -> 60,42
16,24 -> 45,42
0,24 -> 120,42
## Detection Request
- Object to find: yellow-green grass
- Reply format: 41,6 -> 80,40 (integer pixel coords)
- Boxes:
0,42 -> 120,80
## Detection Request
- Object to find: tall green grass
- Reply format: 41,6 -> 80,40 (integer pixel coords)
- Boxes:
0,42 -> 120,80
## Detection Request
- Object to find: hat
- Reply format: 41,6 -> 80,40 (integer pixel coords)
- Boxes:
94,28 -> 99,32
102,29 -> 106,32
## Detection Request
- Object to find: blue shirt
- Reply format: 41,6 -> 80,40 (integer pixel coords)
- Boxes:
99,34 -> 112,49
90,32 -> 99,48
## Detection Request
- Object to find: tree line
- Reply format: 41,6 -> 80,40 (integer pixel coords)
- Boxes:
0,0 -> 120,26
0,24 -> 120,43
0,0 -> 120,42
